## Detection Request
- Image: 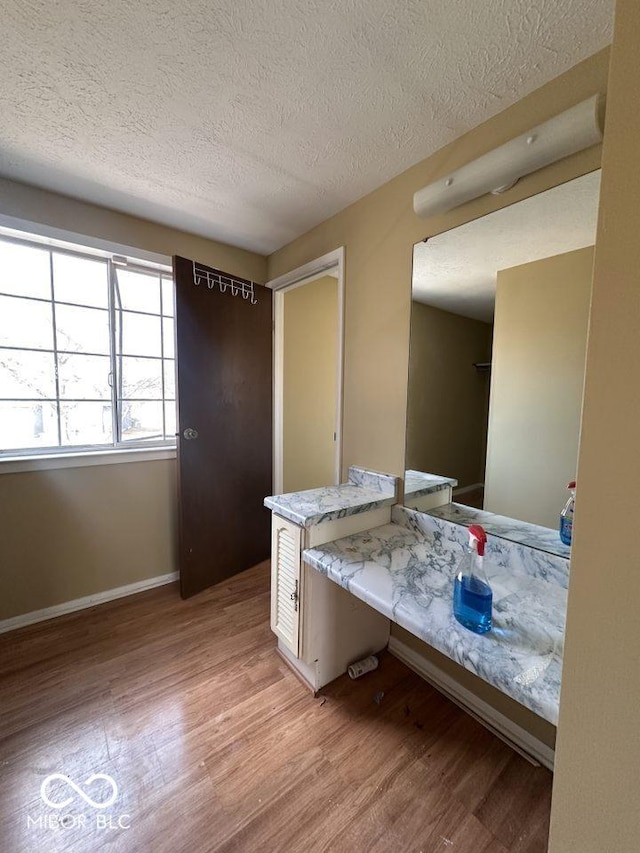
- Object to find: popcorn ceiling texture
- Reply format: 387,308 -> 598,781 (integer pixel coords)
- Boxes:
0,0 -> 613,254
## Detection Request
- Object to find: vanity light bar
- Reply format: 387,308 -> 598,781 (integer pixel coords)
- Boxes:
413,95 -> 604,219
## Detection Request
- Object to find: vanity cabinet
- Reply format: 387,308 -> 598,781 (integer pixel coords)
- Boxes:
269,507 -> 391,692
270,514 -> 302,655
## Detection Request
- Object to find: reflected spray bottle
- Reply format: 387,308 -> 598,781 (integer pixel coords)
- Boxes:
559,480 -> 576,546
453,524 -> 492,634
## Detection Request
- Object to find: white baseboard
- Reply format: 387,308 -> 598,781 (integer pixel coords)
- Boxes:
453,482 -> 484,497
388,635 -> 555,771
0,571 -> 179,635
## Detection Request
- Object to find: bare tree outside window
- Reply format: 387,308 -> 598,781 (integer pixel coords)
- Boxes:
0,236 -> 176,454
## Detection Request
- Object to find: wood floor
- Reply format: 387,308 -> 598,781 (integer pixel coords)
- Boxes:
0,562 -> 552,853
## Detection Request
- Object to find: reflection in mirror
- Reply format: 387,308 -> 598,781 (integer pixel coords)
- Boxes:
405,171 -> 601,545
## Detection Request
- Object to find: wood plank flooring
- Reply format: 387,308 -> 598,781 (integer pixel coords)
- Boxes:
0,562 -> 552,852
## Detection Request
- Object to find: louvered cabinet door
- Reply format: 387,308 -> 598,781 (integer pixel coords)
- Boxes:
270,514 -> 302,655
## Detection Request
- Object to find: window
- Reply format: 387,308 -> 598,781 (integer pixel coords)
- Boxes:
0,234 -> 176,456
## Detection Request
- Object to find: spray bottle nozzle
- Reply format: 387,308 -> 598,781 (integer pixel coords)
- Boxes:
468,524 -> 487,557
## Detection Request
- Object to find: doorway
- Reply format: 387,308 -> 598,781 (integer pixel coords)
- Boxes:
268,248 -> 345,495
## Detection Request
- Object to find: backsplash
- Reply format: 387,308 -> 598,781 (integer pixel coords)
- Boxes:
427,502 -> 571,560
392,505 -> 570,590
348,465 -> 399,498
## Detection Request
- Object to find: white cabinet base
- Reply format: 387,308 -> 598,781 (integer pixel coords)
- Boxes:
276,640 -> 319,692
270,506 -> 392,692
301,563 -> 390,691
276,566 -> 390,693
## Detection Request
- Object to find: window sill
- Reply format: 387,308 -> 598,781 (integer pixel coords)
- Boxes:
0,446 -> 177,475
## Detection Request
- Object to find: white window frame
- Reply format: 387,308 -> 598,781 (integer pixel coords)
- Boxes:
0,221 -> 177,472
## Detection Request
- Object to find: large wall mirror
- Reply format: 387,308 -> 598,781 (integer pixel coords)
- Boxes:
405,170 -> 600,536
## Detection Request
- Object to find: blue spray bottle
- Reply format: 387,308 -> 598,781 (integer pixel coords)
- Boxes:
453,524 -> 492,634
559,480 -> 576,546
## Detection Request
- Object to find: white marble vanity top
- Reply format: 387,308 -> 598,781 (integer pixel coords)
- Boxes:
264,466 -> 398,529
404,469 -> 458,499
303,513 -> 565,724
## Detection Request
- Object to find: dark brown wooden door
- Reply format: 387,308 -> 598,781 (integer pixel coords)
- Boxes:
173,256 -> 272,598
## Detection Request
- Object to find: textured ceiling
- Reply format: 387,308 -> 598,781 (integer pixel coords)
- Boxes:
0,1 -> 614,255
412,170 -> 601,322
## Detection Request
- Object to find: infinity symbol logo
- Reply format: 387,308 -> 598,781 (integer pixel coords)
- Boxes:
40,774 -> 119,810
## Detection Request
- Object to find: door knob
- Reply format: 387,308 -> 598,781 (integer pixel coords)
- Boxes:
183,427 -> 199,440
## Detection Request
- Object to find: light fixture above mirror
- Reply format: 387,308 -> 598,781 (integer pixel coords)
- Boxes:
413,96 -> 604,219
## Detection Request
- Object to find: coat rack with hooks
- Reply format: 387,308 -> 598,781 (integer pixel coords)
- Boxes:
192,262 -> 258,304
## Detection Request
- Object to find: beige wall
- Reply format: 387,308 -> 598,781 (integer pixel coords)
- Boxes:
0,177 -> 267,283
0,460 -> 177,620
2,42 -> 631,842
283,275 -> 339,492
406,302 -> 492,488
0,182 -> 266,622
268,50 -> 608,485
484,247 -> 594,528
268,51 -> 609,744
549,1 -> 640,849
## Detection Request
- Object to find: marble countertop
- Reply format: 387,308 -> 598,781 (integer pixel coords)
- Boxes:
427,503 -> 571,559
303,521 -> 565,724
403,470 -> 458,499
264,484 -> 396,528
